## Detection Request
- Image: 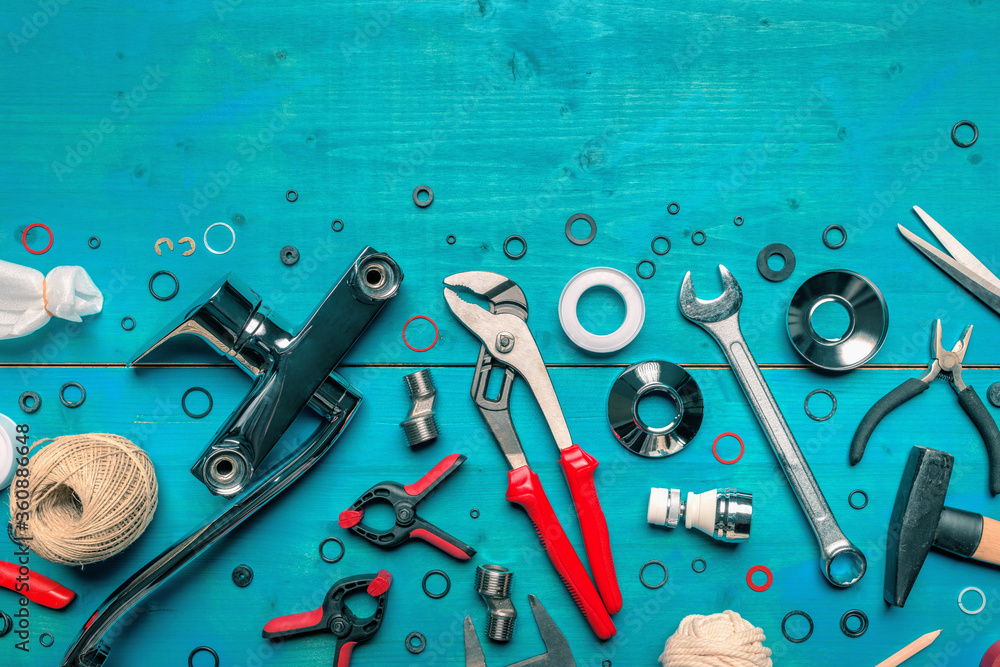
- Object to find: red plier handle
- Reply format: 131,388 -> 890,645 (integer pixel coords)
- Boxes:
0,560 -> 76,609
560,443 -> 622,614
506,466 -> 616,640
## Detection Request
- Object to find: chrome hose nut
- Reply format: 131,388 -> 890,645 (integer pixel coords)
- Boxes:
475,564 -> 516,642
400,369 -> 439,447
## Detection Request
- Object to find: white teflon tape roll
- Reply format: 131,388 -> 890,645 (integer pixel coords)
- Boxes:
558,267 -> 645,353
0,412 -> 17,491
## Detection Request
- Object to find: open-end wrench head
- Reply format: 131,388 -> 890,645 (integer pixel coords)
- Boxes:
678,265 -> 743,323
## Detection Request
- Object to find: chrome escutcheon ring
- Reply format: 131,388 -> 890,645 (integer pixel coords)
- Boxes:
608,361 -> 703,457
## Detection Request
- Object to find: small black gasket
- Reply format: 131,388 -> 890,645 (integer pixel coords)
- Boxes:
121,316 -> 136,331
651,235 -> 671,255
691,558 -> 707,573
602,661 -> 612,667
782,611 -> 813,643
188,646 -> 220,667
848,489 -> 869,510
88,236 -> 101,249
987,382 -> 1000,408
232,564 -> 254,587
405,631 -> 427,654
149,270 -> 179,301
565,213 -> 597,246
0,610 -> 12,638
19,391 -> 41,414
757,243 -> 796,282
446,234 -> 456,245
804,389 -> 837,422
280,245 -> 300,266
734,215 -> 744,226
319,536 -> 345,563
667,202 -> 680,215
413,185 -> 434,208
470,508 -> 480,519
840,609 -> 868,638
182,387 -> 213,419
640,560 -> 668,589
40,632 -> 54,648
503,235 -> 527,260
285,189 -> 298,202
691,230 -> 706,246
332,219 -> 344,232
422,569 -> 451,599
823,224 -> 847,249
59,382 -> 86,408
952,120 -> 978,148
636,260 -> 656,279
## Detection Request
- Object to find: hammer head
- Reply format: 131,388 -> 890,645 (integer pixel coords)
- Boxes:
885,446 -> 954,607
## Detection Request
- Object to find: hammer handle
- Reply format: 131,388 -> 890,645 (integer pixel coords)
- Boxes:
957,386 -> 1000,496
850,379 -> 929,465
973,517 -> 1000,565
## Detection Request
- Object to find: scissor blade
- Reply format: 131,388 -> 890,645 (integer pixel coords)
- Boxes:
899,223 -> 1000,316
912,207 -> 1000,287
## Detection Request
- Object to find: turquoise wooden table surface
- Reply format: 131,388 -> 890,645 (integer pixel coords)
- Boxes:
2,1 -> 999,665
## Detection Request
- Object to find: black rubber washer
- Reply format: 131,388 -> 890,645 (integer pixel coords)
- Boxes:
636,259 -> 655,279
121,316 -> 136,331
0,611 -> 11,638
232,564 -> 254,587
952,120 -> 978,148
734,215 -> 744,226
691,558 -> 707,573
413,185 -> 434,208
332,219 -> 344,232
667,202 -> 680,215
840,609 -> 868,638
149,270 -> 179,301
285,189 -> 298,202
503,235 -> 527,260
280,245 -> 300,265
422,570 -> 451,599
188,646 -> 220,667
804,389 -> 836,421
446,234 -> 456,245
603,660 -> 612,667
59,382 -> 86,409
182,387 -> 213,419
88,236 -> 101,249
651,235 -> 671,255
40,632 -> 54,648
565,213 -> 596,246
405,631 -> 426,654
782,610 -> 813,643
823,224 -> 847,249
756,243 -> 796,282
470,508 -> 480,519
319,537 -> 345,564
19,391 -> 41,414
639,560 -> 668,589
849,489 -> 869,510
987,382 -> 1000,408
691,230 -> 706,246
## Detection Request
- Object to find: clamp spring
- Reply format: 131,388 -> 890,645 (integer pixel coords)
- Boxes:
401,370 -> 439,447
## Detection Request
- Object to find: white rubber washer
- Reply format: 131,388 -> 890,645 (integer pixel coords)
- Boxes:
958,586 -> 986,615
0,412 -> 18,491
558,267 -> 645,353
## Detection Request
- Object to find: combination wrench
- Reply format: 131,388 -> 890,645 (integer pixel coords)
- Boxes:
678,265 -> 866,587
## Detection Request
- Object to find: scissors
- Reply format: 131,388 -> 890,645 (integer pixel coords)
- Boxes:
899,206 -> 1000,316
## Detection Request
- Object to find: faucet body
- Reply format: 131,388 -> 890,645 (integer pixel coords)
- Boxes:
62,247 -> 402,667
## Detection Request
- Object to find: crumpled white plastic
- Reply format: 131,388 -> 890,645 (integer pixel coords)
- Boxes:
0,259 -> 103,340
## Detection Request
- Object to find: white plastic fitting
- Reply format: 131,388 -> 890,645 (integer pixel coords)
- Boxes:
558,267 -> 645,353
648,487 -> 752,543
0,412 -> 18,491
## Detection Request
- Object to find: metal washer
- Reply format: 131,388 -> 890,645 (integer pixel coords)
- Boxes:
608,361 -> 703,457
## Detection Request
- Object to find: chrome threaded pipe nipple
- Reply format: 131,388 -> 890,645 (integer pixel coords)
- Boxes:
475,564 -> 516,642
400,369 -> 438,447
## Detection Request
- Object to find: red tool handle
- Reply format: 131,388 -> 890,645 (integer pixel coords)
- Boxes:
506,465 -> 617,640
0,560 -> 76,609
559,443 -> 622,614
335,640 -> 357,667
404,453 -> 463,497
262,607 -> 324,636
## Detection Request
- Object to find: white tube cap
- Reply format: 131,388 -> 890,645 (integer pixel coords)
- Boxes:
648,487 -> 681,527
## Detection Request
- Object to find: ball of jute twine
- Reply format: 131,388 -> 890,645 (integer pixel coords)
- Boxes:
9,433 -> 158,566
659,610 -> 772,667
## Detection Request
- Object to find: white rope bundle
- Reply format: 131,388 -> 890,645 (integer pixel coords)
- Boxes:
659,611 -> 772,667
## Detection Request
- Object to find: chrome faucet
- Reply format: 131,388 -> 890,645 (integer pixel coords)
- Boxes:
62,247 -> 403,667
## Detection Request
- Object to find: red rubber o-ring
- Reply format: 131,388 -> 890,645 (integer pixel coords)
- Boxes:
746,565 -> 773,592
402,315 -> 439,352
713,432 -> 745,465
22,223 -> 54,255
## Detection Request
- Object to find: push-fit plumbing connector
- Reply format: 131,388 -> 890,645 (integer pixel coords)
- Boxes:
648,487 -> 752,542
